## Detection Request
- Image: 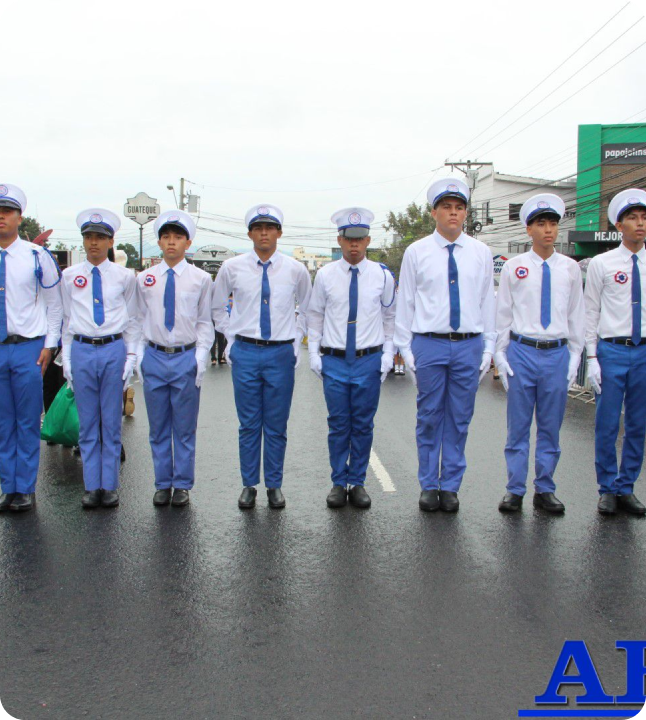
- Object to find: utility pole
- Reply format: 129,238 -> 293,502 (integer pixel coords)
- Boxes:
179,177 -> 186,210
444,161 -> 493,236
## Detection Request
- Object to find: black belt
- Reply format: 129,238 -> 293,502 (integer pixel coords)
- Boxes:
602,337 -> 646,347
417,332 -> 481,341
149,341 -> 196,354
510,331 -> 568,350
74,333 -> 123,346
1,334 -> 43,345
321,345 -> 382,358
235,335 -> 294,346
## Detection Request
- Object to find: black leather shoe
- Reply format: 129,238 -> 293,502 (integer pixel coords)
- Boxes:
533,492 -> 565,514
419,490 -> 440,512
0,493 -> 16,511
617,493 -> 646,516
82,490 -> 103,509
267,487 -> 286,509
10,493 -> 34,512
153,488 -> 172,506
101,490 -> 119,508
598,493 -> 617,515
499,492 -> 523,512
439,490 -> 459,513
348,485 -> 371,509
238,486 -> 257,509
326,485 -> 347,508
172,489 -> 190,507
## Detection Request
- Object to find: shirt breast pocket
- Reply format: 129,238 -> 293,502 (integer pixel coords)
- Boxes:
180,291 -> 199,316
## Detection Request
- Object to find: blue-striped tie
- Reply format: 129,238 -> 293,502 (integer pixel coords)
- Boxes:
447,244 -> 460,331
541,261 -> 551,329
91,266 -> 104,326
632,254 -> 641,346
346,267 -> 359,363
164,268 -> 175,331
0,251 -> 7,342
259,261 -> 271,340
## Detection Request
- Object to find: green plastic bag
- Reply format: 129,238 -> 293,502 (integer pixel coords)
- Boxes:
41,385 -> 80,446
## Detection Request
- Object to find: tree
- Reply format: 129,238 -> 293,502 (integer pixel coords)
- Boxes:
54,241 -> 69,251
117,243 -> 140,269
19,216 -> 44,242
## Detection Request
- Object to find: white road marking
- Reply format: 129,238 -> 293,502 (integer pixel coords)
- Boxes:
369,449 -> 396,492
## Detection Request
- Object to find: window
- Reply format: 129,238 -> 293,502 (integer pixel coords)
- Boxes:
509,203 -> 522,221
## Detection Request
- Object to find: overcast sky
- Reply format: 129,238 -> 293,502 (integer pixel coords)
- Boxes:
5,0 -> 646,256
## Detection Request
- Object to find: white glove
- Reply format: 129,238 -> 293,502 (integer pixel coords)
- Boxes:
587,357 -> 602,394
402,350 -> 416,387
135,345 -> 145,384
494,351 -> 514,392
380,352 -> 394,383
195,360 -> 207,388
309,353 -> 323,380
224,337 -> 233,367
293,338 -> 302,369
567,353 -> 581,390
478,351 -> 493,384
122,354 -> 137,391
62,345 -> 73,390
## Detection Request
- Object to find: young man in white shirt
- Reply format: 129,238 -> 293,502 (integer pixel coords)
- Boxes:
308,208 -> 396,509
136,210 -> 214,507
61,209 -> 139,509
495,194 -> 585,513
211,204 -> 312,509
584,188 -> 646,516
0,184 -> 62,512
394,177 -> 495,513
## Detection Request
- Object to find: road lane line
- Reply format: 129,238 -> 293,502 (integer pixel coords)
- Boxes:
369,449 -> 396,492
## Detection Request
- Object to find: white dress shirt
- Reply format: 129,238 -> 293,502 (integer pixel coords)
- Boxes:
136,259 -> 214,364
1,238 -> 62,346
495,250 -> 585,359
394,230 -> 496,354
584,243 -> 646,355
211,250 -> 312,342
61,259 -> 139,353
307,257 -> 396,355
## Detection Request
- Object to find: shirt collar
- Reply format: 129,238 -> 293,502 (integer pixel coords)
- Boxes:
433,230 -> 465,249
1,237 -> 22,256
619,242 -> 646,263
159,258 -> 188,276
529,249 -> 556,267
340,256 -> 368,275
83,258 -> 111,274
251,249 -> 282,269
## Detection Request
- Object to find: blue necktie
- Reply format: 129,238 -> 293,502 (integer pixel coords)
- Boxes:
259,261 -> 271,340
0,251 -> 7,343
541,261 -> 551,329
346,267 -> 359,363
632,254 -> 641,346
447,244 -> 460,331
92,266 -> 104,326
164,268 -> 176,331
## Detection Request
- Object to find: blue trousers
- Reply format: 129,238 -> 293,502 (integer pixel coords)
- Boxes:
0,338 -> 45,494
141,346 -> 200,490
321,352 -> 382,487
71,338 -> 126,492
230,341 -> 295,488
505,341 -> 569,496
412,334 -> 482,492
595,341 -> 646,495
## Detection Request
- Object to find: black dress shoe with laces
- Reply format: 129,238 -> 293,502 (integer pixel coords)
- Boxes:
171,489 -> 190,507
238,486 -> 257,509
153,488 -> 172,506
348,485 -> 371,509
439,490 -> 459,513
0,493 -> 16,511
617,493 -> 646,516
533,492 -> 565,514
10,493 -> 35,512
267,487 -> 286,509
326,485 -> 347,508
597,493 -> 617,515
82,490 -> 103,509
419,490 -> 440,512
101,490 -> 119,508
499,492 -> 523,512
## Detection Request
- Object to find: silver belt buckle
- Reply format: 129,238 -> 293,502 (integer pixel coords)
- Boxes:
164,346 -> 175,354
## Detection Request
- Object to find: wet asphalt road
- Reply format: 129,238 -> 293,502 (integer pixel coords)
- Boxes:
1,350 -> 645,720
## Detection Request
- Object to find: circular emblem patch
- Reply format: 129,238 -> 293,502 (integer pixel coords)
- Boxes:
348,212 -> 362,225
90,213 -> 103,223
515,266 -> 529,279
628,197 -> 640,205
0,185 -> 7,196
615,271 -> 629,284
74,276 -> 87,288
143,274 -> 156,287
167,215 -> 180,223
447,184 -> 459,192
257,206 -> 270,216
537,201 -> 550,209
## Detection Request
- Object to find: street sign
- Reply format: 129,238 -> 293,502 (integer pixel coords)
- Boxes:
124,192 -> 160,226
